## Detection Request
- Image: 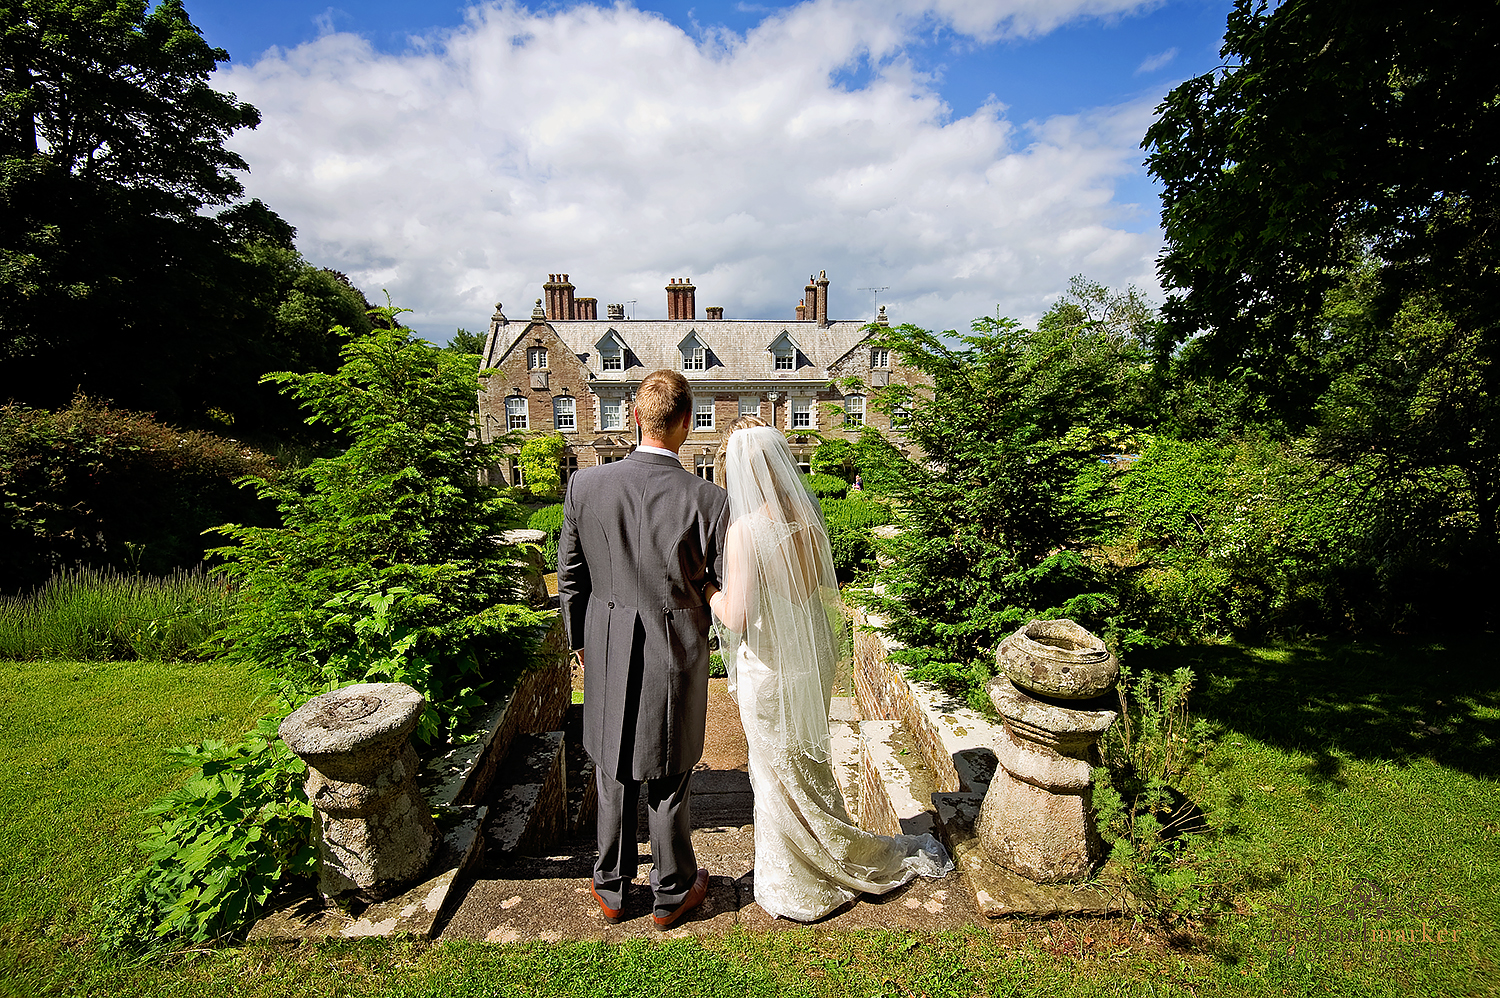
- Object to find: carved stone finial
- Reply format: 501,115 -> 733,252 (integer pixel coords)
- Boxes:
532,298 -> 546,320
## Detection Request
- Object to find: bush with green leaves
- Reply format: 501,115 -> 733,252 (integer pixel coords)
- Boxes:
518,433 -> 565,499
853,316 -> 1143,712
100,305 -> 553,952
820,496 -> 892,580
527,503 -> 565,572
98,711 -> 314,951
802,472 -> 850,499
810,438 -> 855,481
1092,663 -> 1220,929
212,305 -> 550,725
0,397 -> 277,593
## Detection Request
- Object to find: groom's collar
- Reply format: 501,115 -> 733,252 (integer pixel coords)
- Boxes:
628,447 -> 683,468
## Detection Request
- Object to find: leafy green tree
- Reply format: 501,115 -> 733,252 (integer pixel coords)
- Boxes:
213,305 -> 546,712
1144,0 -> 1500,423
810,438 -> 855,481
518,433 -> 565,499
856,317 -> 1136,709
446,327 -> 486,355
0,0 -> 356,440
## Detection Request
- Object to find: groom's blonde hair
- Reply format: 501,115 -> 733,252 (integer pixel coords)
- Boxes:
635,369 -> 693,438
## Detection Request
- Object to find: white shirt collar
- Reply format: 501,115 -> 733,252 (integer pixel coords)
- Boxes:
635,444 -> 680,458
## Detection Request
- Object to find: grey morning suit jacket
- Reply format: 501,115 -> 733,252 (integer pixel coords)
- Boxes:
558,450 -> 730,782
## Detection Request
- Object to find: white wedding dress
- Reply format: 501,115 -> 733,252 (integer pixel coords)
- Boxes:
714,428 -> 952,922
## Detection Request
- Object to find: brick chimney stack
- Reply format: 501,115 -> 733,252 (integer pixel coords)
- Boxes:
815,270 -> 830,327
666,278 -> 696,320
607,303 -> 625,320
543,273 -> 577,320
575,297 -> 598,320
705,306 -> 723,320
803,276 -> 816,321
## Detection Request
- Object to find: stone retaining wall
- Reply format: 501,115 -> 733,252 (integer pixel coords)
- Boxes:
852,605 -> 1004,796
454,615 -> 571,805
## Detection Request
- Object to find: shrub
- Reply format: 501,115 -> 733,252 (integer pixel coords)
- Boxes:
810,438 -> 855,481
102,305 -> 554,953
1092,663 -> 1219,929
0,397 -> 277,593
212,307 -> 550,720
518,433 -> 565,499
802,473 -> 849,499
820,496 -> 892,581
528,503 -> 565,572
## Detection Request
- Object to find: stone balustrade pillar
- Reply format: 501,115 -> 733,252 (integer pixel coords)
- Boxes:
280,682 -> 437,900
975,619 -> 1119,883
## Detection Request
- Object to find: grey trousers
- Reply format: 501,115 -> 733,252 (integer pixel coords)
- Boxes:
593,765 -> 697,917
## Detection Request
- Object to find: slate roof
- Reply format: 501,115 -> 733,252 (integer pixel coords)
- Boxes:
484,315 -> 878,387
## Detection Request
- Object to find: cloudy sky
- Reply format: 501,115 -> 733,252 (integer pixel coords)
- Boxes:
188,0 -> 1234,342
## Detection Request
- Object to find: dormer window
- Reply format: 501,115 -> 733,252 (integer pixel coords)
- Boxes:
767,330 -> 802,372
595,330 -> 629,374
678,331 -> 711,372
528,347 -> 548,370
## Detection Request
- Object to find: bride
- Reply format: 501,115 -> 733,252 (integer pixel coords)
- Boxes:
706,422 -> 952,922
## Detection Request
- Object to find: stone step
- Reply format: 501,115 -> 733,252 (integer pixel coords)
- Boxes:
483,730 -> 568,859
857,719 -> 939,840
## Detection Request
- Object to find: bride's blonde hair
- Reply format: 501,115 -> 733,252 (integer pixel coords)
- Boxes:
716,414 -> 768,485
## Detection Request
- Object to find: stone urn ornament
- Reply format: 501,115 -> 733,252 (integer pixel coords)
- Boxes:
975,619 -> 1119,883
280,682 -> 437,901
996,618 -> 1118,700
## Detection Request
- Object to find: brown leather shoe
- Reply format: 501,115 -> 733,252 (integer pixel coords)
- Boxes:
652,868 -> 709,931
591,883 -> 624,923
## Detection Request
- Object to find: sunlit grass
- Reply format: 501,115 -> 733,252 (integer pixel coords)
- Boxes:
2,639 -> 1496,998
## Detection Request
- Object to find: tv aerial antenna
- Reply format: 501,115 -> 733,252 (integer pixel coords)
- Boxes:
625,299 -> 637,320
860,287 -> 890,316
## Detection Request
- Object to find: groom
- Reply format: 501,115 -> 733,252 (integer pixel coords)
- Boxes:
557,369 -> 730,929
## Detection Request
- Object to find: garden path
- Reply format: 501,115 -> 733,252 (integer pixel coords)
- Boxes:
440,680 -> 979,940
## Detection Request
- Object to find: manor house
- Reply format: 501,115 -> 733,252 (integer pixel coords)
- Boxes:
476,271 -> 918,486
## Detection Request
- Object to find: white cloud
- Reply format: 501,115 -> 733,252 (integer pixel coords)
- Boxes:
217,0 -> 1164,339
1135,46 -> 1178,74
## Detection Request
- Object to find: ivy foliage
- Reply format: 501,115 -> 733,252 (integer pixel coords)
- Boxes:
517,432 -> 565,499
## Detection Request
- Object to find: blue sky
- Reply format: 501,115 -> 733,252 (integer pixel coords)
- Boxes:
186,1 -> 1235,338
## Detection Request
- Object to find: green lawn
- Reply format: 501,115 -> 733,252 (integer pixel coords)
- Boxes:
0,658 -> 274,936
2,640 -> 1497,998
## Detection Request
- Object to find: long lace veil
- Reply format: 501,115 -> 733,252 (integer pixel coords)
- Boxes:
715,427 -> 847,764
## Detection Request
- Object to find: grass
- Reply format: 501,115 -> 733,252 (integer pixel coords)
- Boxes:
2,638 -> 1497,997
0,567 -> 237,661
0,657 -> 274,940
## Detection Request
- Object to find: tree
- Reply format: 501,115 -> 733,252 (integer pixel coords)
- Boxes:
0,1 -> 353,440
855,317 -> 1137,710
1,0 -> 257,209
1145,1 -> 1500,408
446,327 -> 486,355
213,304 -> 543,698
